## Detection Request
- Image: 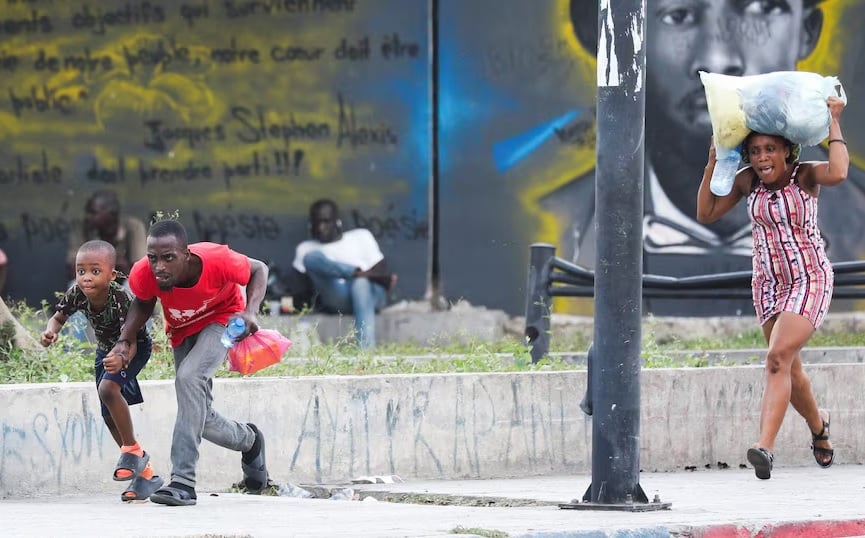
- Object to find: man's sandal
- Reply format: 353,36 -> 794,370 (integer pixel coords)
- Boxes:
746,447 -> 774,480
811,410 -> 835,468
150,483 -> 197,506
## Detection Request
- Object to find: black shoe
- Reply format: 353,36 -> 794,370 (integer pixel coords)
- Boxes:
241,423 -> 268,493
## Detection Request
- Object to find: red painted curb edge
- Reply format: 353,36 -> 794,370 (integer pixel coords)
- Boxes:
673,519 -> 865,538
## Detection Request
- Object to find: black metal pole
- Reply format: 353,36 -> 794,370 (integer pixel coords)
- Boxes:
524,243 -> 555,363
427,0 -> 443,310
590,0 -> 646,505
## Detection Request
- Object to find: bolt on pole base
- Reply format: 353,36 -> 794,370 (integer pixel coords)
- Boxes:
559,483 -> 671,511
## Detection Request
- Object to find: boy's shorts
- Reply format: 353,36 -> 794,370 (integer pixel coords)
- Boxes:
94,337 -> 153,418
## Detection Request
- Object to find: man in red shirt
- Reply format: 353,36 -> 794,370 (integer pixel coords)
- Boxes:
107,219 -> 269,506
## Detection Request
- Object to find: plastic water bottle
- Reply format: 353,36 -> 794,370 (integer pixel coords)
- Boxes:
710,147 -> 741,196
221,317 -> 246,348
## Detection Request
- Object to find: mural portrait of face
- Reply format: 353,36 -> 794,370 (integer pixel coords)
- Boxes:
645,0 -> 823,141
430,0 -> 864,315
645,0 -> 825,232
550,0 -> 865,315
571,0 -> 826,233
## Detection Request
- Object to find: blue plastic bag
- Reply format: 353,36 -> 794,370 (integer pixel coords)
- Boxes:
700,71 -> 846,151
739,71 -> 846,147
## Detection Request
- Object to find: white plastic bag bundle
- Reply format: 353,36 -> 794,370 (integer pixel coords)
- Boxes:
739,71 -> 846,146
700,70 -> 846,150
699,70 -> 846,195
700,71 -> 749,152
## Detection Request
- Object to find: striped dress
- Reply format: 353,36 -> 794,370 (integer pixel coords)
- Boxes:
747,164 -> 834,329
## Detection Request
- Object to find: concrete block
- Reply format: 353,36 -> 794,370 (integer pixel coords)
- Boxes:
3,363 -> 864,498
265,300 -> 511,347
261,305 -> 865,351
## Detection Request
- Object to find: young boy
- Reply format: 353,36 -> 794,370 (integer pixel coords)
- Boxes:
42,240 -> 162,501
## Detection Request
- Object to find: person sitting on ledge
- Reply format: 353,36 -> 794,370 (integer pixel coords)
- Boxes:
292,199 -> 396,349
66,189 -> 146,285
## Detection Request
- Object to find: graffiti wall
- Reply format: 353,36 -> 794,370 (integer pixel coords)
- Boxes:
0,0 -> 431,307
3,0 -> 865,317
438,0 -> 597,315
1,374 -> 591,496
438,0 -> 865,315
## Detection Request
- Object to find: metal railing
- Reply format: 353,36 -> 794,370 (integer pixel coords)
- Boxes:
524,243 -> 865,363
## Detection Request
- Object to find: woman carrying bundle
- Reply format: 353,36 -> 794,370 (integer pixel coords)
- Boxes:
696,96 -> 847,479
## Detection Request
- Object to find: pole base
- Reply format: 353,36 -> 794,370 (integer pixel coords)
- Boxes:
559,483 -> 671,511
559,500 -> 671,512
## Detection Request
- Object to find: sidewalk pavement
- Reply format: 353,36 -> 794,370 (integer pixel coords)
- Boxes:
2,465 -> 864,538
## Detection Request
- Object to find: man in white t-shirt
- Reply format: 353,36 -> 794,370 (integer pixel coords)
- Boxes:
292,199 -> 396,349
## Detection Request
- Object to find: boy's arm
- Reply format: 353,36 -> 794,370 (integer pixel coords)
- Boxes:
41,311 -> 69,347
104,297 -> 156,374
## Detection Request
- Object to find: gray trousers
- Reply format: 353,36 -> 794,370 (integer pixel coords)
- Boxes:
170,323 -> 255,488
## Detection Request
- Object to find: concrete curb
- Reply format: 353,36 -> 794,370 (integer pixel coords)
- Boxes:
265,308 -> 865,348
513,519 -> 865,538
4,467 -> 865,537
551,346 -> 865,366
672,519 -> 865,538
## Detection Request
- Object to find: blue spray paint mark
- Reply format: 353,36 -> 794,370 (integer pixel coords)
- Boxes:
492,109 -> 581,173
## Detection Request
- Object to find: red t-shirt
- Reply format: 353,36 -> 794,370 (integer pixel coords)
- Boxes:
129,242 -> 250,347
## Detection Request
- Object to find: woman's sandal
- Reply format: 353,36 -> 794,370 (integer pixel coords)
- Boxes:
746,447 -> 774,480
811,410 -> 835,468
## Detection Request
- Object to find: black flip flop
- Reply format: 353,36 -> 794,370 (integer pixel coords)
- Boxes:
747,447 -> 774,480
113,451 -> 150,482
150,484 -> 197,506
121,475 -> 164,502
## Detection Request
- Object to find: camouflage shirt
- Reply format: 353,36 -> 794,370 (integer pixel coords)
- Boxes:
55,281 -> 151,352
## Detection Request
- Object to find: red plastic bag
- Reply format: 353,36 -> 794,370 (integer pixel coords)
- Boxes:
227,329 -> 292,375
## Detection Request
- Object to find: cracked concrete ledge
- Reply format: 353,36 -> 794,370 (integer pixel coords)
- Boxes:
265,304 -> 865,348
5,362 -> 865,498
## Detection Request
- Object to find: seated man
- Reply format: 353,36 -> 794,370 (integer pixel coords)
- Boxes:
292,199 -> 396,349
67,189 -> 146,284
64,190 -> 148,343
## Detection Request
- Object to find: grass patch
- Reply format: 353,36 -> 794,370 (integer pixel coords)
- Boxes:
450,526 -> 509,538
0,301 -> 861,385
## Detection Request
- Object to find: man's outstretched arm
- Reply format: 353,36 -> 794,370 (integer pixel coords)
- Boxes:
104,297 -> 156,374
236,258 -> 268,334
